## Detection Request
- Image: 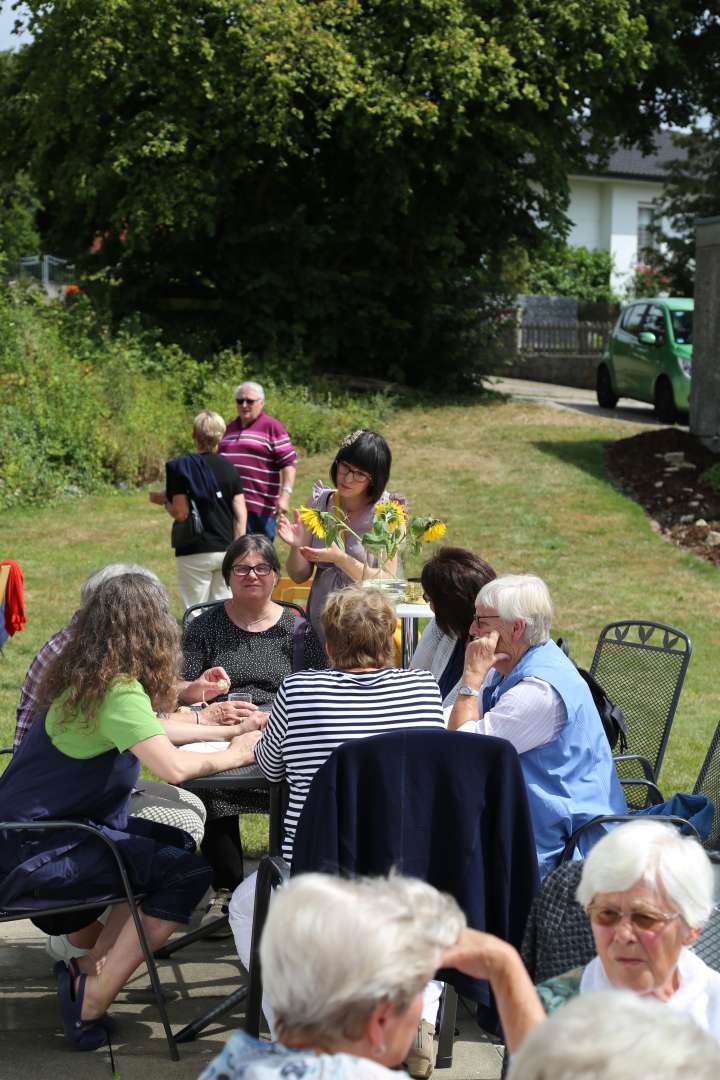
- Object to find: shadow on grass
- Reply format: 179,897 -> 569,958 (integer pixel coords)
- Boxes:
533,438 -> 615,484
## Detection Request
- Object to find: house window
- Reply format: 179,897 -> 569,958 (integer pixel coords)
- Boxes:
637,204 -> 656,261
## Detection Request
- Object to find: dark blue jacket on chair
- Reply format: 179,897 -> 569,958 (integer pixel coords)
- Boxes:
291,728 -> 539,1006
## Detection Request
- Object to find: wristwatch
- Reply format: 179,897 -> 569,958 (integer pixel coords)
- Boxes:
457,684 -> 480,698
281,485 -> 294,494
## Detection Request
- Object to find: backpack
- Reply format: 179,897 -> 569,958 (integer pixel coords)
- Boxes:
556,637 -> 628,753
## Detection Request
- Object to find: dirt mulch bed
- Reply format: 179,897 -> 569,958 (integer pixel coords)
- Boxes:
605,427 -> 720,567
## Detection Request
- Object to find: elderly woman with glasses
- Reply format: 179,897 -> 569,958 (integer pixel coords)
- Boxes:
181,534 -> 326,891
535,819 -> 720,1039
278,429 -> 394,637
448,573 -> 626,877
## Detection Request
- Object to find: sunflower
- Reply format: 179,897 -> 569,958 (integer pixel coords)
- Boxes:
376,499 -> 407,531
299,506 -> 326,539
422,520 -> 446,542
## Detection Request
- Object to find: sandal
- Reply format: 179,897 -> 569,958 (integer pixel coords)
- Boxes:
54,961 -> 109,1050
66,959 -> 116,1034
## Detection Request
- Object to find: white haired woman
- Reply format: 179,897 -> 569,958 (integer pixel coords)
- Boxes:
448,573 -> 626,876
536,819 -> 720,1039
509,991 -> 720,1080
202,873 -> 543,1079
150,410 -> 247,611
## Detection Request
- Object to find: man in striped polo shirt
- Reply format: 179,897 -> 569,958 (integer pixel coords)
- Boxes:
219,381 -> 297,539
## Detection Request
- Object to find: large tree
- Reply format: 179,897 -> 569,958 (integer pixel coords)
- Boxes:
2,0 -> 717,383
651,125 -> 720,296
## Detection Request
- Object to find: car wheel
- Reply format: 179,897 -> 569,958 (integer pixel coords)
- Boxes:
596,365 -> 618,409
654,378 -> 677,424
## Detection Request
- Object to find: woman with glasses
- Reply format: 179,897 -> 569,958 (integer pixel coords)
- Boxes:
278,429 -> 393,637
536,819 -> 720,1038
181,534 -> 325,890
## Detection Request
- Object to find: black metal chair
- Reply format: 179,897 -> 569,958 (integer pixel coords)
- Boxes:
0,819 -> 179,1060
588,620 -> 692,796
521,862 -> 595,984
615,715 -> 720,853
182,598 -> 305,631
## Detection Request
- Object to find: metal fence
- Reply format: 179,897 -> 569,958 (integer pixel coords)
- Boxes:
516,321 -> 613,355
17,255 -> 75,287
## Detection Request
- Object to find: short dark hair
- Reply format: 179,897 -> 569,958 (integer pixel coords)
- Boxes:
420,547 -> 497,640
222,534 -> 280,584
330,431 -> 391,503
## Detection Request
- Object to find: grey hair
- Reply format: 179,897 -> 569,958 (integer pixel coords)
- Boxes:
80,563 -> 162,607
233,380 -> 264,400
261,873 -> 466,1044
476,574 -> 553,647
576,818 -> 715,928
192,409 -> 226,451
508,991 -> 720,1080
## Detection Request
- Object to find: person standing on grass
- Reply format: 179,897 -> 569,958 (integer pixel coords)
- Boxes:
219,381 -> 297,540
151,410 -> 247,612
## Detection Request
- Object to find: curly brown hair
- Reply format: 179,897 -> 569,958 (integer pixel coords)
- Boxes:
38,573 -> 181,725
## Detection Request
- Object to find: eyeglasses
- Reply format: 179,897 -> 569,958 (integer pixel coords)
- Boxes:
586,903 -> 680,932
472,613 -> 502,623
231,563 -> 274,577
337,462 -> 371,483
236,397 -> 261,405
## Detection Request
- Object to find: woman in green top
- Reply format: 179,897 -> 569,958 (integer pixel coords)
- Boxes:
0,571 -> 261,1050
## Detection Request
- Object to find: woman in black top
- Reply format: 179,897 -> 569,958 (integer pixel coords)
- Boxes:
150,410 -> 247,612
182,534 -> 325,890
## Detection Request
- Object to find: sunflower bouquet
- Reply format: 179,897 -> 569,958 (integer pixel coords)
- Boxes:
298,494 -> 446,592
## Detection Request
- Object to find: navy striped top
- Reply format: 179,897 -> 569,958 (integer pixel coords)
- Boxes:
254,667 -> 445,862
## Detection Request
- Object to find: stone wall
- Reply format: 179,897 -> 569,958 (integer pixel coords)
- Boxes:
692,218 -> 720,452
491,353 -> 597,388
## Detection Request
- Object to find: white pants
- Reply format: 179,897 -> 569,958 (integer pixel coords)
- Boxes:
228,873 -> 442,1033
175,551 -> 231,613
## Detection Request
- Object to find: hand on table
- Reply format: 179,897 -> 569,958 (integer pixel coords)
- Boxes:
227,729 -> 262,766
201,699 -> 260,725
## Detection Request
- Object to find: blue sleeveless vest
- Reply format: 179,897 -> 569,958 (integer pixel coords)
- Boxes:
484,640 -> 627,877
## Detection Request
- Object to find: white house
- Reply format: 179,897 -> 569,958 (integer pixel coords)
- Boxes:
567,131 -> 684,296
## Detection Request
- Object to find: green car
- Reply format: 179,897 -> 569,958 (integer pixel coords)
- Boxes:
596,297 -> 693,422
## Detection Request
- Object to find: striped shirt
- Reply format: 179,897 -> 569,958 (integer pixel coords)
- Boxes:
219,413 -> 297,515
254,667 -> 445,862
14,618 -> 76,752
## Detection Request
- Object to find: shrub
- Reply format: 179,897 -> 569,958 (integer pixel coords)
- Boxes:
0,285 -> 395,509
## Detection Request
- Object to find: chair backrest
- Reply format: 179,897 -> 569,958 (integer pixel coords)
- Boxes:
182,597 -> 305,631
694,722 -> 720,852
520,861 -> 596,984
589,620 -> 692,782
690,852 -> 720,970
291,728 -> 540,1006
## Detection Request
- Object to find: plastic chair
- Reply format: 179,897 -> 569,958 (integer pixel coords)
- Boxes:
271,576 -> 312,608
0,819 -> 179,1060
588,620 -> 692,792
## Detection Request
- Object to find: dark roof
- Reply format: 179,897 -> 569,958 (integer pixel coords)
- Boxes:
575,130 -> 688,181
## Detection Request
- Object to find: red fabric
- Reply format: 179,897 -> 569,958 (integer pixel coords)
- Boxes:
1,560 -> 26,635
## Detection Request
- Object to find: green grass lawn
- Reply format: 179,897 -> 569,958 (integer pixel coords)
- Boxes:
2,396 -> 719,849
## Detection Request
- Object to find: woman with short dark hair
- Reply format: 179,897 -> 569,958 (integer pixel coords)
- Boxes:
411,548 -> 496,707
278,429 -> 395,636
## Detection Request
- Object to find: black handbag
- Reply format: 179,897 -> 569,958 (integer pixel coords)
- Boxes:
171,498 -> 204,549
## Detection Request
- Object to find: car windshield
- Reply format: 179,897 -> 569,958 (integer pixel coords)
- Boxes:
671,310 -> 693,345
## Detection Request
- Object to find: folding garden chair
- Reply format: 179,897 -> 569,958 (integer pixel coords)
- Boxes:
0,818 -> 179,1060
588,620 -> 692,797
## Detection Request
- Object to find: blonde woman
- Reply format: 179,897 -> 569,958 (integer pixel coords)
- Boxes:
151,409 -> 247,611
